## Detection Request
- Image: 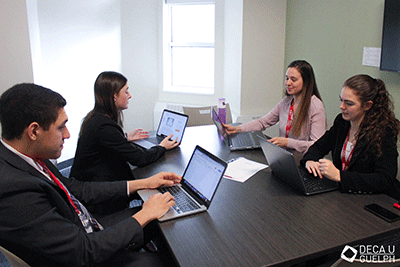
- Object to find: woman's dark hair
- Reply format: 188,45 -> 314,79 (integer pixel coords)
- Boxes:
80,71 -> 127,133
0,83 -> 66,140
285,60 -> 322,137
344,74 -> 400,157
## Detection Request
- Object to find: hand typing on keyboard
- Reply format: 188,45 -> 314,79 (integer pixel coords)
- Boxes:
316,159 -> 340,182
134,192 -> 175,226
159,187 -> 200,213
305,159 -> 341,182
159,134 -> 180,150
139,172 -> 182,189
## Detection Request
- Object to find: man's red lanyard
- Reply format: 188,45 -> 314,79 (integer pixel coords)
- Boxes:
341,131 -> 355,171
36,158 -> 80,214
285,100 -> 294,138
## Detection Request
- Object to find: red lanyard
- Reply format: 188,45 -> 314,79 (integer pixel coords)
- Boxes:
341,131 -> 354,171
35,158 -> 80,214
285,100 -> 294,138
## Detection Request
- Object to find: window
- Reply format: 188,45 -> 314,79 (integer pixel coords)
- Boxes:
163,1 -> 215,94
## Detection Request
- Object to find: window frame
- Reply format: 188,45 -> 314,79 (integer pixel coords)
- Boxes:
162,1 -> 215,95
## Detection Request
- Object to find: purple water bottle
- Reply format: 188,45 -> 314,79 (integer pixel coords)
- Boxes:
218,98 -> 226,124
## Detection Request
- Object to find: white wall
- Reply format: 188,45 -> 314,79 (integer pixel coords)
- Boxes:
240,0 -> 286,116
0,0 -> 34,92
237,0 -> 286,137
120,0 -> 161,132
31,0 -> 122,161
224,0 -> 243,118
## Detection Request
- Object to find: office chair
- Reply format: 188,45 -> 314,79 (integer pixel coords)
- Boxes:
183,104 -> 232,127
0,246 -> 30,267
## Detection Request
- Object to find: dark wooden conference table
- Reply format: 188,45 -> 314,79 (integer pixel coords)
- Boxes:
132,125 -> 400,267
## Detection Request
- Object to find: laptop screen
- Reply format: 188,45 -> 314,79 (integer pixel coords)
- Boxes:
182,146 -> 226,206
211,108 -> 228,142
156,109 -> 188,142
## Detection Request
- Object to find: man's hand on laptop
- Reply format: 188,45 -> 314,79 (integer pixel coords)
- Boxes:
223,124 -> 241,135
128,172 -> 181,195
133,192 -> 176,226
126,128 -> 150,141
146,172 -> 182,189
159,134 -> 180,150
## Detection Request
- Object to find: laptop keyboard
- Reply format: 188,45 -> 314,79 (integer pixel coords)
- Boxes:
158,186 -> 200,214
232,133 -> 257,147
300,169 -> 335,193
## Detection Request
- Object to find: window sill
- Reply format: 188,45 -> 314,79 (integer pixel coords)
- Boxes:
163,85 -> 214,95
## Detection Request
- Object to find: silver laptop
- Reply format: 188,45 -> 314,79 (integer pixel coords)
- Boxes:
134,109 -> 188,149
257,135 -> 338,195
137,145 -> 227,221
211,108 -> 261,151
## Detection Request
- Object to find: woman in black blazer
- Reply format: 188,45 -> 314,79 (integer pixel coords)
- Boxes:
71,71 -> 179,214
301,74 -> 400,199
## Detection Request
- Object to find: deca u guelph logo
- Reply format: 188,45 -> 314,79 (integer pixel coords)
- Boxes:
341,244 -> 397,264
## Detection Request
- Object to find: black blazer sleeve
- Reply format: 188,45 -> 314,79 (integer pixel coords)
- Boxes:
47,159 -> 129,205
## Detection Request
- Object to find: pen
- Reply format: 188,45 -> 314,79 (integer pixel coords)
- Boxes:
227,158 -> 239,163
224,175 -> 233,179
393,203 -> 400,210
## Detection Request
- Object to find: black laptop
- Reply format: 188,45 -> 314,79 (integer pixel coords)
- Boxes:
258,135 -> 338,195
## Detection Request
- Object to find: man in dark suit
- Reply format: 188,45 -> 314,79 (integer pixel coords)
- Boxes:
0,83 -> 180,266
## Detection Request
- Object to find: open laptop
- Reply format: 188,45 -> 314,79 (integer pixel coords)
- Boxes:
137,145 -> 227,221
257,135 -> 338,195
211,108 -> 261,151
134,109 -> 188,149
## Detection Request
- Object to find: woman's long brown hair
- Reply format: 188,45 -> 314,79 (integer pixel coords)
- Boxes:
285,60 -> 322,137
